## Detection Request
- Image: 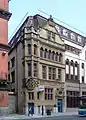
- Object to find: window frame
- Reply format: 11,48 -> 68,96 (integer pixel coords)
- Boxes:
45,88 -> 53,100
42,65 -> 47,79
58,69 -> 61,80
28,63 -> 31,77
34,62 -> 38,77
28,44 -> 31,55
34,44 -> 37,56
28,92 -> 34,100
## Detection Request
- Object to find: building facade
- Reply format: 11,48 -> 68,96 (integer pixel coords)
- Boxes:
8,15 -> 66,115
8,14 -> 86,115
56,24 -> 86,112
0,0 -> 11,115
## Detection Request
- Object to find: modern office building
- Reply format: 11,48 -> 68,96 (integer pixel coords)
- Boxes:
8,14 -> 66,115
0,0 -> 11,115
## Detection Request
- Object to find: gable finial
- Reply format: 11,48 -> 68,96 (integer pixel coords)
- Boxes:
49,15 -> 54,22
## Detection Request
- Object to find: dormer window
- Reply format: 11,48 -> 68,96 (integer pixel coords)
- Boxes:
55,25 -> 60,33
63,29 -> 68,36
77,36 -> 82,42
70,33 -> 75,40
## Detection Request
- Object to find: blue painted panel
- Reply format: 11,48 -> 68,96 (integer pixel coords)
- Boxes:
58,99 -> 62,112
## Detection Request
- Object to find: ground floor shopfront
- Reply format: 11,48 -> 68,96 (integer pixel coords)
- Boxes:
24,83 -> 66,116
66,82 -> 86,112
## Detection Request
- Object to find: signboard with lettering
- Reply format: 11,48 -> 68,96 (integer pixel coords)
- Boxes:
39,85 -> 44,91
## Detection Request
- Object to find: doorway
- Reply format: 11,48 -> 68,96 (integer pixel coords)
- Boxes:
58,99 -> 62,112
28,103 -> 34,114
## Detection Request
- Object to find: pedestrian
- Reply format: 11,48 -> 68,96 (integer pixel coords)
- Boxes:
28,107 -> 31,116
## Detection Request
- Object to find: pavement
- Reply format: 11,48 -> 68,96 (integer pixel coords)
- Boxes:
0,112 -> 78,120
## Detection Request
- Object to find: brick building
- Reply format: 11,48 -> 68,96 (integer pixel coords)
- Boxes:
0,0 -> 11,115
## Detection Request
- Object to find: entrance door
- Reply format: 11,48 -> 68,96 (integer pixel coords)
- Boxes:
58,99 -> 62,112
28,103 -> 34,114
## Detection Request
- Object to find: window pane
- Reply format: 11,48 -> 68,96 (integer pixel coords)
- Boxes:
58,69 -> 61,80
52,52 -> 54,60
11,57 -> 15,67
48,51 -> 51,59
28,63 -> 31,76
45,88 -> 53,100
11,71 -> 15,83
34,45 -> 37,55
42,66 -> 46,79
40,48 -> 43,57
34,63 -> 37,77
49,67 -> 52,79
44,50 -> 47,58
52,68 -> 56,79
28,44 -> 31,55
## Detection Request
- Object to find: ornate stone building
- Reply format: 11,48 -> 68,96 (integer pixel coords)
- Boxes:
8,14 -> 65,115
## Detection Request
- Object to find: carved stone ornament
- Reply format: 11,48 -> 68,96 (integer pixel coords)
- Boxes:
25,78 -> 39,90
55,88 -> 64,97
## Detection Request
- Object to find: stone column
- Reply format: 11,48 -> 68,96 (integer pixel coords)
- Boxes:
43,106 -> 46,115
56,68 -> 58,80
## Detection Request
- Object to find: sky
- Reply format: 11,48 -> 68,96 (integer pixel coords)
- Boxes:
8,0 -> 86,39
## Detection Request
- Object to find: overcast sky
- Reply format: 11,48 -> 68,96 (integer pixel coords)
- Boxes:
8,0 -> 86,39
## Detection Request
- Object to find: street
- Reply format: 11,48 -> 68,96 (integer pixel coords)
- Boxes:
28,116 -> 86,120
1,115 -> 86,120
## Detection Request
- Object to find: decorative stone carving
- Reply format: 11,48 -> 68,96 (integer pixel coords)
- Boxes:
55,88 -> 64,97
24,78 -> 39,90
55,83 -> 65,97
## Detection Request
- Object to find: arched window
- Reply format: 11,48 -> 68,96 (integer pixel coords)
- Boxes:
55,52 -> 58,62
71,60 -> 73,66
40,47 -> 43,57
66,59 -> 69,65
48,50 -> 51,59
59,53 -> 62,62
34,44 -> 37,55
52,51 -> 55,60
70,60 -> 74,80
44,49 -> 47,58
75,61 -> 78,67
